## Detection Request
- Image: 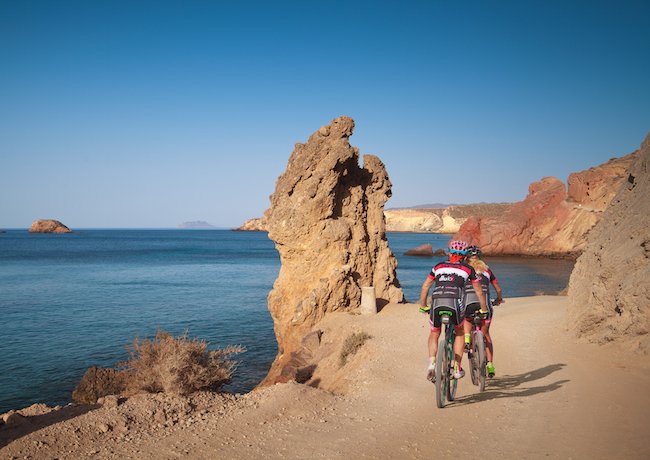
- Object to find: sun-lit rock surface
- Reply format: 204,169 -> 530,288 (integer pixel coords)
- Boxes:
29,219 -> 72,233
454,152 -> 637,256
568,133 -> 650,344
262,116 -> 404,384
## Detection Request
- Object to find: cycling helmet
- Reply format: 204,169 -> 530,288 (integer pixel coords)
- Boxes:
466,245 -> 481,257
448,239 -> 468,255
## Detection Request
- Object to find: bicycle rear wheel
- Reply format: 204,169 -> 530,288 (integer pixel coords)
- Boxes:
435,326 -> 448,408
473,330 -> 487,392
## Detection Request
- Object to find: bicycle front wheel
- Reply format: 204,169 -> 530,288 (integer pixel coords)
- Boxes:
473,330 -> 487,392
435,327 -> 448,408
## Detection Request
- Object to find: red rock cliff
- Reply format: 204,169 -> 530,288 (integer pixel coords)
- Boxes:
29,220 -> 72,233
454,152 -> 637,256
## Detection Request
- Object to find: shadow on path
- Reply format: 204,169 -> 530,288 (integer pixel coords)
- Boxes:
450,363 -> 568,407
0,404 -> 98,449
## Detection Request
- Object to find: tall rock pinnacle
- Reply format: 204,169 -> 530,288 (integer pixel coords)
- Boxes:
263,116 -> 404,384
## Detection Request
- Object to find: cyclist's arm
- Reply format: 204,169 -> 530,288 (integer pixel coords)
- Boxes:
471,280 -> 488,312
492,279 -> 504,304
419,276 -> 434,308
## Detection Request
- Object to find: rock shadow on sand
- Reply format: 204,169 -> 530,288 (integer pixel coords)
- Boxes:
0,404 -> 99,448
450,363 -> 568,407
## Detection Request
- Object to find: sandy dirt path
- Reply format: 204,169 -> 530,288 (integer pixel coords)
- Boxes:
3,296 -> 650,459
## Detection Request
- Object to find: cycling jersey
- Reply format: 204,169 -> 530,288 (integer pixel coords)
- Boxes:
463,268 -> 498,306
427,261 -> 480,330
464,268 -> 498,321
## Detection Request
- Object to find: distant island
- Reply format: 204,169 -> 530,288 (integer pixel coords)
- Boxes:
177,221 -> 217,229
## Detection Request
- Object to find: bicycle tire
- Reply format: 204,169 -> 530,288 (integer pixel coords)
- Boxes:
435,326 -> 448,408
469,336 -> 479,386
474,330 -> 487,392
446,339 -> 458,401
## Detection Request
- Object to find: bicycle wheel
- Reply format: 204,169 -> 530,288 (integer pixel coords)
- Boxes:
473,330 -> 487,392
446,338 -> 458,401
469,334 -> 479,386
435,326 -> 448,408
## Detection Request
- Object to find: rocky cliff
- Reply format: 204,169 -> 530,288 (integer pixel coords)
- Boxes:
454,152 -> 637,256
235,217 -> 267,231
29,220 -> 72,233
567,133 -> 650,344
384,203 -> 512,233
263,116 -> 404,384
237,203 -> 512,233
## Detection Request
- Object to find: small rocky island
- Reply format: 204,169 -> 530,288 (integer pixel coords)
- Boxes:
178,221 -> 216,229
29,219 -> 72,233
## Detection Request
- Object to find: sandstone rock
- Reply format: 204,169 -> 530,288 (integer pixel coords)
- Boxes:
235,216 -> 268,231
454,152 -> 637,256
72,367 -> 128,404
567,133 -> 650,343
262,116 -> 404,384
404,244 -> 434,257
29,219 -> 72,233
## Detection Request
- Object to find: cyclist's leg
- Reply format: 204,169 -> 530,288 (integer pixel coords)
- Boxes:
464,303 -> 479,349
482,321 -> 493,362
427,308 -> 443,379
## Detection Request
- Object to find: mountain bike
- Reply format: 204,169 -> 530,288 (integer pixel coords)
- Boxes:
435,311 -> 457,408
467,312 -> 487,392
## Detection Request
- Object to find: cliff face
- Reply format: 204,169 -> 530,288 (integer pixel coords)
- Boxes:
29,220 -> 72,233
384,203 -> 512,233
263,116 -> 404,384
567,134 -> 650,344
454,152 -> 637,256
235,217 -> 268,231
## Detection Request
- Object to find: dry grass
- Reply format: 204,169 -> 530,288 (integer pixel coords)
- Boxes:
120,330 -> 245,395
339,331 -> 372,368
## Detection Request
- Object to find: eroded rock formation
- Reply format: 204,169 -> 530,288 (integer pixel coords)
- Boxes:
235,217 -> 268,231
29,219 -> 72,233
454,152 -> 637,256
263,116 -> 404,384
568,133 -> 650,344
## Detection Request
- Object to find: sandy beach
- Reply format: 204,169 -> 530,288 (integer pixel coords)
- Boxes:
2,295 -> 650,459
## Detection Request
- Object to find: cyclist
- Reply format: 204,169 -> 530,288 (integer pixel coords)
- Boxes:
419,240 -> 488,381
463,245 -> 504,377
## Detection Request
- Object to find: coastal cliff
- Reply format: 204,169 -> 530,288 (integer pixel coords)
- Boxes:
568,133 -> 650,344
236,203 -> 512,233
263,116 -> 404,384
29,220 -> 72,233
453,152 -> 637,256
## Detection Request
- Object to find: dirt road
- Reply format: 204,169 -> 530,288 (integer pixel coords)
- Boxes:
3,296 -> 650,459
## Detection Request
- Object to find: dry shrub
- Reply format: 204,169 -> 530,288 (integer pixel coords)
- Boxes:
120,330 -> 245,395
339,331 -> 372,368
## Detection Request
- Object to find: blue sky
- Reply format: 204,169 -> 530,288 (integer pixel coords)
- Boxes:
1,0 -> 649,228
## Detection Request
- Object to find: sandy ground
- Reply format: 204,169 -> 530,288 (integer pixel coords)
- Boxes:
2,296 -> 650,459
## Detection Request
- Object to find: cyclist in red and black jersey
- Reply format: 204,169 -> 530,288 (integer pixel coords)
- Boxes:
463,245 -> 504,377
418,240 -> 488,381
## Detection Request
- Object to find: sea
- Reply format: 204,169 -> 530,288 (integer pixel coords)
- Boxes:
0,229 -> 574,413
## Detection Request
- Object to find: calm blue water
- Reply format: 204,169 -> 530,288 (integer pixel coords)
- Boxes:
0,230 -> 574,413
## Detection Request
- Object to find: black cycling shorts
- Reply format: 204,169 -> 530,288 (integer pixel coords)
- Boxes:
429,298 -> 465,329
465,302 -> 494,322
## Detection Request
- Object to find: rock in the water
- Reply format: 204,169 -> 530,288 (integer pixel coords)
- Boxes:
404,244 -> 434,256
29,219 -> 72,233
454,152 -> 636,256
567,133 -> 650,343
263,116 -> 404,384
